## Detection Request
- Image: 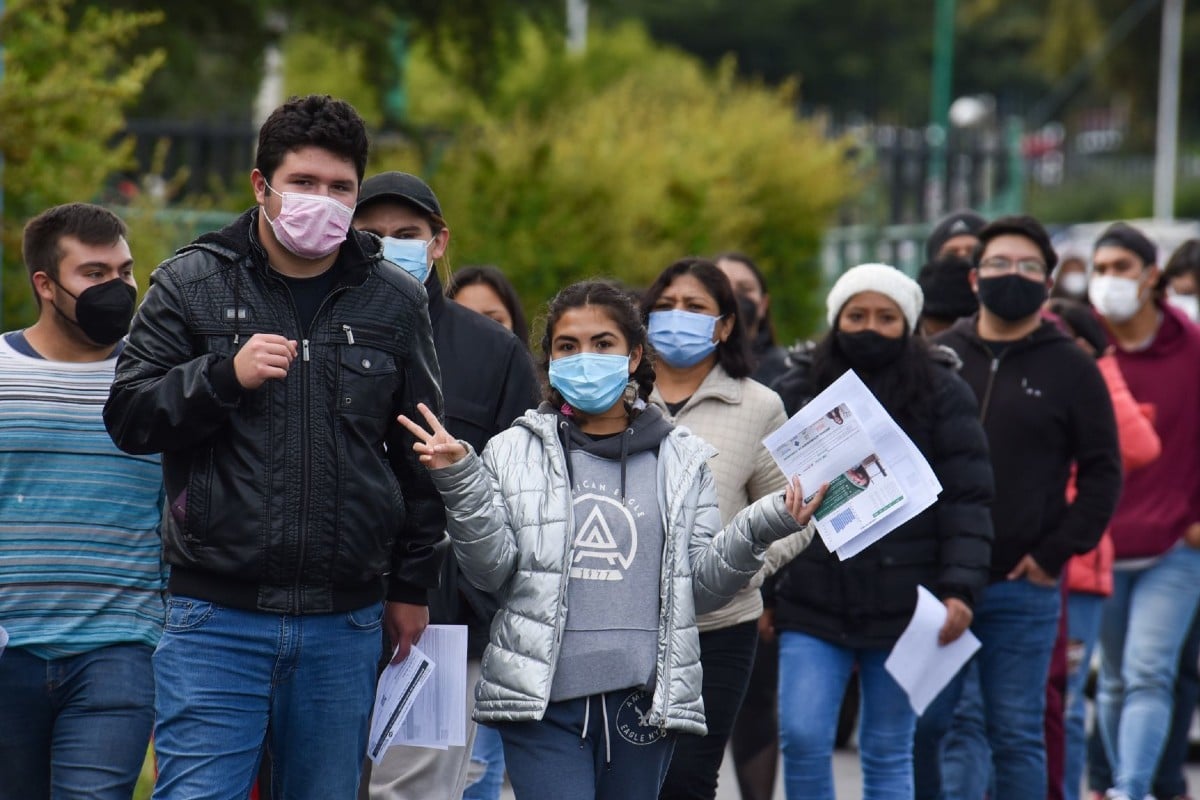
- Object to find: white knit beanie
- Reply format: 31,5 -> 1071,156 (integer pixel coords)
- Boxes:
826,263 -> 924,333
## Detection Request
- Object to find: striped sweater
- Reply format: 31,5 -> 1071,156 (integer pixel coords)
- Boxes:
0,333 -> 165,659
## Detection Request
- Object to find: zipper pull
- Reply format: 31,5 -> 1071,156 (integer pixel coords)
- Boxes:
343,324 -> 355,345
233,334 -> 240,346
302,339 -> 311,362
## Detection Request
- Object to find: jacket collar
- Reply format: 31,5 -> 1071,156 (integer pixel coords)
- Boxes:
183,207 -> 381,288
650,363 -> 743,413
426,270 -> 447,323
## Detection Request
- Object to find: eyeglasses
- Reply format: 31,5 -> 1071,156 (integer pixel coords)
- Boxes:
978,256 -> 1047,277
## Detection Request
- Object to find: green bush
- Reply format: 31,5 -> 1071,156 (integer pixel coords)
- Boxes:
285,22 -> 856,342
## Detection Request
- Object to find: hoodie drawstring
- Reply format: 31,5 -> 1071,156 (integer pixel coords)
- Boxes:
601,692 -> 612,768
618,429 -> 631,500
578,693 -> 613,767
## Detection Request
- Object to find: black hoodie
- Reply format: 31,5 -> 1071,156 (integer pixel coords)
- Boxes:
935,315 -> 1121,580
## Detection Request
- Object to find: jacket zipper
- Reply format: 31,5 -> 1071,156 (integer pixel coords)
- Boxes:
547,424 -> 574,713
978,356 -> 1001,423
274,275 -> 347,609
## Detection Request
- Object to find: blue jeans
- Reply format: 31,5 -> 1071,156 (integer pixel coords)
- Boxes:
1097,543 -> 1200,799
151,596 -> 383,800
778,631 -> 915,800
1063,592 -> 1104,800
1155,608 -> 1200,798
915,578 -> 1061,800
463,725 -> 506,800
0,643 -> 154,800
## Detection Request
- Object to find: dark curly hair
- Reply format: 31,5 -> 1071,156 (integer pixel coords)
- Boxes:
255,95 -> 369,184
539,280 -> 657,413
641,257 -> 754,379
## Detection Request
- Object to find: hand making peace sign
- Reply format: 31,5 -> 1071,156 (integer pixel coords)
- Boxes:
397,403 -> 469,470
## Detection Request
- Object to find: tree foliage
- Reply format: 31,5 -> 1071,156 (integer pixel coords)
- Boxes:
360,23 -> 857,340
86,0 -> 566,122
0,0 -> 163,327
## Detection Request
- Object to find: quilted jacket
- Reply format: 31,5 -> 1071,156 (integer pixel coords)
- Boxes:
429,407 -> 811,735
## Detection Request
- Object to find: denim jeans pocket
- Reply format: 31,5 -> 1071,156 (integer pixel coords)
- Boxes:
163,596 -> 218,632
345,601 -> 384,631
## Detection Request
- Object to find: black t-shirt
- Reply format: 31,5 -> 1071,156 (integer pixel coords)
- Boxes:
982,338 -> 1013,359
275,267 -> 338,336
664,397 -> 691,416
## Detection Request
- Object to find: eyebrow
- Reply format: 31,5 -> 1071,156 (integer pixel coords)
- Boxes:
75,259 -> 134,271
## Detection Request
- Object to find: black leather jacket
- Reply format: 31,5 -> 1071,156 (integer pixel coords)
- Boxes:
105,209 -> 447,614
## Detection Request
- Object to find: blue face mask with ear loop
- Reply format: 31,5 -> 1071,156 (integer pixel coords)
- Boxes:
647,309 -> 720,368
548,353 -> 631,414
381,237 -> 430,283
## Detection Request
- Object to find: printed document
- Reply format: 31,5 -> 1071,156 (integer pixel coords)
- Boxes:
762,369 -> 942,558
367,624 -> 469,761
884,586 -> 981,715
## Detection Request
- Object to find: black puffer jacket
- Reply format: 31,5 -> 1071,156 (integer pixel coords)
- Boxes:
424,272 -> 540,657
105,209 -> 447,615
768,348 -> 995,648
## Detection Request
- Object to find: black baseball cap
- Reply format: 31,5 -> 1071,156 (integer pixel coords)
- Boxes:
356,172 -> 442,218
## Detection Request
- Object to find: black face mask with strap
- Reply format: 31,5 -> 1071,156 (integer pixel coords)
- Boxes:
835,329 -> 906,373
51,277 -> 137,346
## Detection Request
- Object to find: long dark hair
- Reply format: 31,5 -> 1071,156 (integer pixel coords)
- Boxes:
539,280 -> 657,411
641,257 -> 754,379
810,330 -> 936,429
716,251 -> 779,347
449,265 -> 530,347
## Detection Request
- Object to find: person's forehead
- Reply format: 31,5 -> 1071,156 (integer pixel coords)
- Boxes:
353,202 -> 430,231
982,234 -> 1042,257
1092,244 -> 1145,267
716,259 -> 758,288
58,235 -> 132,267
275,146 -> 358,181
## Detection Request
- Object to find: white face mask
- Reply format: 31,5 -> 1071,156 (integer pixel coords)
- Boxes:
1089,274 -> 1145,323
1166,291 -> 1199,323
1057,271 -> 1088,298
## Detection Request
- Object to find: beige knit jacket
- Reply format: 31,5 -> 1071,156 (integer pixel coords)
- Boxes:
650,364 -> 804,632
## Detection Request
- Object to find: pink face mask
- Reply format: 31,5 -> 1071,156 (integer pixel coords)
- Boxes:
263,182 -> 354,260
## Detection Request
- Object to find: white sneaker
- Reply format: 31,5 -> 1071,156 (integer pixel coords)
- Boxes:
1103,791 -> 1132,800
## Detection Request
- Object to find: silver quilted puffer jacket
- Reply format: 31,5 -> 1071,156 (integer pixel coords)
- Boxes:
429,409 -> 813,736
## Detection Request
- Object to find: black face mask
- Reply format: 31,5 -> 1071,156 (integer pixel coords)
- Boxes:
977,274 -> 1047,322
835,329 -> 907,373
52,277 -> 137,346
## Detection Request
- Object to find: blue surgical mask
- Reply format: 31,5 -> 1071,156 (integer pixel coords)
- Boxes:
382,237 -> 430,283
548,353 -> 631,414
647,309 -> 719,368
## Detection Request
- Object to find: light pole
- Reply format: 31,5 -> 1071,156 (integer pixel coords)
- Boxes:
1153,0 -> 1184,221
927,0 -> 956,220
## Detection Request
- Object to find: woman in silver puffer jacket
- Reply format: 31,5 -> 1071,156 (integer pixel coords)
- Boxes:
398,280 -> 824,800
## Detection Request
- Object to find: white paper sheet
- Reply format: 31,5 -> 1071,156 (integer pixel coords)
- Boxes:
368,644 -> 436,763
763,370 -> 942,559
0,625 -> 8,660
373,624 -> 469,756
884,586 -> 981,715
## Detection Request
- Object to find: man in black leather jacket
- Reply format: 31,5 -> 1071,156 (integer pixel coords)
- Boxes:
104,96 -> 447,799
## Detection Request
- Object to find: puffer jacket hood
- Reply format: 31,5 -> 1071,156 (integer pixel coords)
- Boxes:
430,408 -> 809,736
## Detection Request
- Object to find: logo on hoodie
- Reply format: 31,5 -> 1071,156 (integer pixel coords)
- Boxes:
571,493 -> 639,581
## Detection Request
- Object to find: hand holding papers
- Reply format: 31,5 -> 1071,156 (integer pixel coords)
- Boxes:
884,586 -> 980,715
762,370 -> 942,559
368,624 -> 468,762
